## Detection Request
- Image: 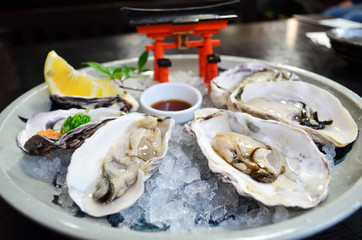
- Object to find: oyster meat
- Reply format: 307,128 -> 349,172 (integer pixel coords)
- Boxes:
187,108 -> 330,208
17,108 -> 122,154
67,113 -> 174,217
228,81 -> 358,147
210,63 -> 298,108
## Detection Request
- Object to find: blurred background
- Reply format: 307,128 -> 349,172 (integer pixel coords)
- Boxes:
0,0 -> 344,46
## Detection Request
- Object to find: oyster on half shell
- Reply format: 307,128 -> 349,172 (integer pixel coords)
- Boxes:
67,113 -> 174,217
17,108 -> 123,155
210,63 -> 299,108
228,81 -> 358,147
186,108 -> 330,208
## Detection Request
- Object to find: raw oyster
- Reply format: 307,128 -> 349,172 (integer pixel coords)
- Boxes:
228,81 -> 358,147
67,113 -> 174,217
17,108 -> 122,155
186,108 -> 330,208
210,63 -> 298,108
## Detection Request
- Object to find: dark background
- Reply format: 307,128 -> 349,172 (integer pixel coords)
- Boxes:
0,1 -> 361,239
0,0 -> 342,46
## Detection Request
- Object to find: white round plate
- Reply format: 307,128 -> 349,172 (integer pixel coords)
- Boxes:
0,55 -> 361,240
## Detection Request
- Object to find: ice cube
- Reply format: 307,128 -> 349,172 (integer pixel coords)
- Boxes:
322,143 -> 336,169
184,180 -> 211,198
182,167 -> 201,184
121,204 -> 143,225
158,155 -> 175,176
210,205 -> 227,223
272,206 -> 289,223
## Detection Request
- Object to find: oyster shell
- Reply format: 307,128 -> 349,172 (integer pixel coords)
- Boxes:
17,108 -> 122,154
67,113 -> 174,217
51,90 -> 139,113
228,81 -> 358,147
186,108 -> 330,208
210,63 -> 298,108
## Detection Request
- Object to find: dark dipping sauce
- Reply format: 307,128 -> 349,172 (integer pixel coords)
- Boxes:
151,99 -> 192,111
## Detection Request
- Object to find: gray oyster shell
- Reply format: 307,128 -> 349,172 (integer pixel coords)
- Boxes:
51,93 -> 138,113
210,63 -> 299,108
17,108 -> 123,155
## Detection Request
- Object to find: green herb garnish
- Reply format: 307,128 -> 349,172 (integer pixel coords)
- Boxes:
60,112 -> 92,134
137,50 -> 149,74
83,50 -> 150,82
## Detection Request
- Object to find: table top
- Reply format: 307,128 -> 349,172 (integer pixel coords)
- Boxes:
0,17 -> 361,239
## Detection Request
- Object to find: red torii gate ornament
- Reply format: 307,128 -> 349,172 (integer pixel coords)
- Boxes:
121,0 -> 238,86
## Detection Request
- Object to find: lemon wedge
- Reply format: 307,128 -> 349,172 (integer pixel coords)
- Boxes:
44,50 -> 119,97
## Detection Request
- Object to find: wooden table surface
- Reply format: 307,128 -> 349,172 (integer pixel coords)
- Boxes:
0,17 -> 361,239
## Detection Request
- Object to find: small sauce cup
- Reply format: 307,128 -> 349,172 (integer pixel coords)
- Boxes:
140,82 -> 202,123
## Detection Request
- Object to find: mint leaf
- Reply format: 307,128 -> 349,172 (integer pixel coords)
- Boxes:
128,67 -> 137,72
122,65 -> 131,79
111,67 -> 123,75
107,66 -> 118,72
84,51 -> 150,93
138,50 -> 149,73
83,62 -> 111,76
113,72 -> 123,80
